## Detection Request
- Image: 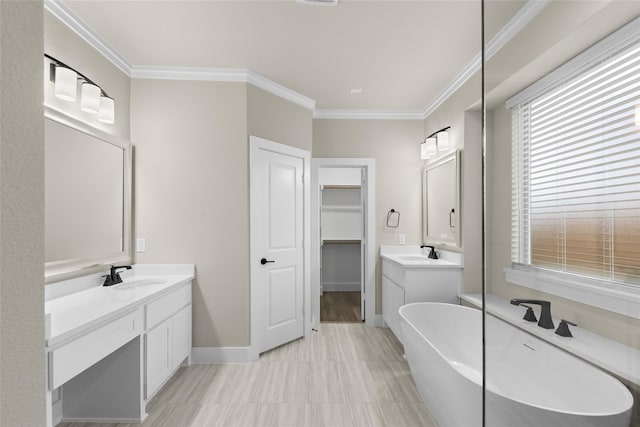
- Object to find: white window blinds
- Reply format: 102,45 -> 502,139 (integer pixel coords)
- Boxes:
511,29 -> 640,285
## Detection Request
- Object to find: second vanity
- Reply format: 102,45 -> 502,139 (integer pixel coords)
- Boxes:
381,246 -> 462,343
45,264 -> 194,426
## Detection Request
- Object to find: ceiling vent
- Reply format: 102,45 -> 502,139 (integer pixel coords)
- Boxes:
296,0 -> 338,5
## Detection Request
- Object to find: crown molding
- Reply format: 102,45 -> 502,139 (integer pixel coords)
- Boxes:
421,0 -> 550,119
44,0 -> 132,76
314,110 -> 424,120
247,71 -> 316,111
129,66 -> 315,111
47,0 -> 547,118
130,66 -> 248,82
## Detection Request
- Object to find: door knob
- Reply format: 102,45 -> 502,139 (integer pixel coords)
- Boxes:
260,258 -> 275,265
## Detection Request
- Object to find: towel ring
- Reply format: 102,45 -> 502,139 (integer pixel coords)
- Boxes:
386,209 -> 400,228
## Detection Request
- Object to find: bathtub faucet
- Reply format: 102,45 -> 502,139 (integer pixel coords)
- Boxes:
510,299 -> 555,329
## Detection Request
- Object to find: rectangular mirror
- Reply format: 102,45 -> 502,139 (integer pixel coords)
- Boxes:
44,107 -> 132,283
423,149 -> 461,248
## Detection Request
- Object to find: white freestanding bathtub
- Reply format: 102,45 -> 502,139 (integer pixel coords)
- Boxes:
399,302 -> 633,427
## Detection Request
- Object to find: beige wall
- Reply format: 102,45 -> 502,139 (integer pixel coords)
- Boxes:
312,119 -> 424,313
0,0 -> 46,424
132,81 -> 313,347
248,85 -> 312,152
132,80 -> 249,347
44,10 -> 130,140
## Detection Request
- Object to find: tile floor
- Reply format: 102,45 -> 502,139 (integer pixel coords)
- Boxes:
59,323 -> 437,427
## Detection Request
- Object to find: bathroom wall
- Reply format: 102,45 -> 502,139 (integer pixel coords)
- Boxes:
422,0 -> 640,350
423,77 -> 484,295
312,119 -> 424,313
247,85 -> 313,152
44,10 -> 131,140
0,0 -> 46,424
131,80 -> 249,348
132,80 -> 312,348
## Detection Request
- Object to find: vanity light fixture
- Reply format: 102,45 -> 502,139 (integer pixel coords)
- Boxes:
98,96 -> 115,124
46,54 -> 115,124
53,66 -> 77,102
421,137 -> 437,159
421,126 -> 451,159
80,83 -> 101,113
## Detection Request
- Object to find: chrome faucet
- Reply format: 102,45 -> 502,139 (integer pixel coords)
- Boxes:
102,265 -> 132,286
420,245 -> 439,259
510,299 -> 554,329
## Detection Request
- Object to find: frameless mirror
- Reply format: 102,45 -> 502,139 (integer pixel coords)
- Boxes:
44,107 -> 131,283
423,149 -> 461,248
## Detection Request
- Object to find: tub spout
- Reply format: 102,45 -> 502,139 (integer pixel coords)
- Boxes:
510,299 -> 554,329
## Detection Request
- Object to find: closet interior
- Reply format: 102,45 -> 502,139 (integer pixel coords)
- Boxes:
319,168 -> 364,322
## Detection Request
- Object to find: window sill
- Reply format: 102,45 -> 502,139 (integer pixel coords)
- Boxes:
505,265 -> 640,320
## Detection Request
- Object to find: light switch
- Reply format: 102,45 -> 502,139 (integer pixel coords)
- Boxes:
399,234 -> 406,245
136,238 -> 146,253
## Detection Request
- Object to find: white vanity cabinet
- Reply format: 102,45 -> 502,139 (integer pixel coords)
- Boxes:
381,249 -> 462,344
45,266 -> 194,427
144,284 -> 192,399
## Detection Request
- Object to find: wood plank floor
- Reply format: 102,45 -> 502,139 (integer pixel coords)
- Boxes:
58,323 -> 436,427
320,291 -> 362,323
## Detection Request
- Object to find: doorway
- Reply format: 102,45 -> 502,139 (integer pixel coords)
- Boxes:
311,158 -> 376,328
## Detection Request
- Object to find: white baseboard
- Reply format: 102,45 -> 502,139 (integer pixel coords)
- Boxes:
191,346 -> 255,364
322,282 -> 360,292
367,314 -> 384,327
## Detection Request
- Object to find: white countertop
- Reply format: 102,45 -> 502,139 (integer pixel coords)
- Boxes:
460,293 -> 640,386
380,245 -> 463,269
45,265 -> 194,348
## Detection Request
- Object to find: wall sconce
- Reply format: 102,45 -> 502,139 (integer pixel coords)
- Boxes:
421,126 -> 451,159
46,54 -> 115,125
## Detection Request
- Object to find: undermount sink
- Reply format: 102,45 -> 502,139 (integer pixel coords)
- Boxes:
113,279 -> 166,290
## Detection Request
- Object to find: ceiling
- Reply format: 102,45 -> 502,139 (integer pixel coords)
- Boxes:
58,0 -> 526,113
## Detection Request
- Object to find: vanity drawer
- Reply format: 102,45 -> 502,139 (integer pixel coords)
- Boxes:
146,283 -> 191,330
49,308 -> 142,389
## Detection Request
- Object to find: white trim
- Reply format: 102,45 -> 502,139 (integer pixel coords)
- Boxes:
44,0 -> 132,75
311,158 -> 376,329
247,71 -> 316,111
314,110 -> 424,120
131,67 -> 316,111
130,65 -> 248,82
505,266 -> 640,320
506,14 -> 640,108
190,347 -> 255,364
422,0 -> 550,118
249,137 -> 311,360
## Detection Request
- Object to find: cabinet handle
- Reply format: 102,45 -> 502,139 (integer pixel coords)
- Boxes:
449,209 -> 455,228
260,258 -> 275,265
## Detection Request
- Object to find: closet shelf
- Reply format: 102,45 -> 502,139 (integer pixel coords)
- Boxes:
322,185 -> 361,190
322,239 -> 361,245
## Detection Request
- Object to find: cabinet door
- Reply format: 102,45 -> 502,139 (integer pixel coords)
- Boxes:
172,305 -> 191,369
382,275 -> 405,342
145,318 -> 171,399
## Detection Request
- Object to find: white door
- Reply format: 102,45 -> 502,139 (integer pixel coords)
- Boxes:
254,145 -> 304,353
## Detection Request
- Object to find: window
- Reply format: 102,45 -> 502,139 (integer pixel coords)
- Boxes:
509,19 -> 640,289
